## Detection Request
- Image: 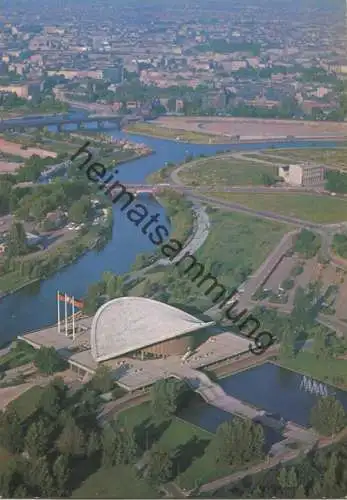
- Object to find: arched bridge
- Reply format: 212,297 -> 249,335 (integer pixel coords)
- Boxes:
0,114 -> 140,133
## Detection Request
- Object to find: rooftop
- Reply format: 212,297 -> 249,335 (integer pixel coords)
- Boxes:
91,297 -> 215,362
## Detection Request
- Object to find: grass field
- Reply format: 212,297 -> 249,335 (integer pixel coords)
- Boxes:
115,401 -> 241,490
71,464 -> 160,498
125,122 -> 228,144
260,148 -> 347,171
179,155 -> 277,186
275,351 -> 347,386
129,209 -> 290,313
0,348 -> 36,371
209,192 -> 347,223
8,385 -> 44,421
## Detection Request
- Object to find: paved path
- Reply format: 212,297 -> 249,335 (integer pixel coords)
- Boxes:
125,203 -> 210,284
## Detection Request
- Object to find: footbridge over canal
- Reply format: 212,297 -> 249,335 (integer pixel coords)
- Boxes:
169,365 -> 318,449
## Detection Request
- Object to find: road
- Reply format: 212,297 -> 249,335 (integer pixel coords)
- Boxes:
186,191 -> 325,229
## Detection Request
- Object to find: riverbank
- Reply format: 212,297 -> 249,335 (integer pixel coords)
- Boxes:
153,116 -> 347,142
124,121 -> 231,144
0,210 -> 113,298
126,121 -> 347,145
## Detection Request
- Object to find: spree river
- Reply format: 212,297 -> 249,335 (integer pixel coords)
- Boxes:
0,121 -> 342,343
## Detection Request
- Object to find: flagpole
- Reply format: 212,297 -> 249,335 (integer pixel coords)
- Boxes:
57,290 -> 61,334
72,296 -> 75,341
64,292 -> 68,336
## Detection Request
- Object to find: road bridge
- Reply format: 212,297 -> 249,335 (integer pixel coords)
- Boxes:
0,114 -> 135,133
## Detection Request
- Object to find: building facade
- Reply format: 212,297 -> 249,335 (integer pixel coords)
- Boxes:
278,163 -> 326,186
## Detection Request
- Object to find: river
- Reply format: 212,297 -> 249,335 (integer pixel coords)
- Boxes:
0,118 -> 342,343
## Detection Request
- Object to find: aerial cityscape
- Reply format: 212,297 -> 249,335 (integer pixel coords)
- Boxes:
1,0 -> 347,497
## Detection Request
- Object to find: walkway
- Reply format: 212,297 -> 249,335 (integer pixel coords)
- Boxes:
125,203 -> 210,284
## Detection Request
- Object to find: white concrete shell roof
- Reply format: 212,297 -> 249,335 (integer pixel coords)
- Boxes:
91,297 -> 214,362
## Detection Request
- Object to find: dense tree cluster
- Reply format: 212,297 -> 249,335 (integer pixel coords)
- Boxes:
34,346 -> 68,375
325,170 -> 347,194
333,233 -> 347,258
310,396 -> 346,436
0,378 -> 130,498
208,418 -> 265,466
150,378 -> 192,422
83,271 -> 125,314
293,229 -> 321,258
211,440 -> 347,498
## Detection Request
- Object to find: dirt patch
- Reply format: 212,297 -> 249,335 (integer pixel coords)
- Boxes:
0,138 -> 57,159
155,117 -> 347,140
0,161 -> 22,173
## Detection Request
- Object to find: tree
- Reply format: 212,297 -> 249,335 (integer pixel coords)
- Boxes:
40,379 -> 66,418
52,454 -> 70,497
86,431 -> 100,458
0,409 -> 24,453
146,445 -> 173,484
25,419 -> 49,457
310,396 -> 346,436
261,172 -> 277,186
34,346 -> 67,375
295,484 -> 306,498
313,327 -> 328,360
280,331 -> 295,359
56,417 -> 85,457
31,456 -> 54,497
101,423 -> 137,467
150,379 -> 186,422
0,460 -> 20,497
90,365 -> 113,393
68,195 -> 92,223
209,418 -> 264,466
294,229 -> 321,258
102,271 -> 123,299
6,221 -> 27,257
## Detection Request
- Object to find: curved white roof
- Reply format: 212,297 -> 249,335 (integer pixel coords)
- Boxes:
91,297 -> 214,362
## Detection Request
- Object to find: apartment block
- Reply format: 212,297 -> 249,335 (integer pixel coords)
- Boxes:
278,163 -> 326,186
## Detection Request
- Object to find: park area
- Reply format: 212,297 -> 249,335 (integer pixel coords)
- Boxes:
129,209 -> 290,309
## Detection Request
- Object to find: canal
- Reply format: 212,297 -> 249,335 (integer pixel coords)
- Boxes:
180,362 -> 347,442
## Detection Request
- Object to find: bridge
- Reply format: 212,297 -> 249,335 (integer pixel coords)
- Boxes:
110,183 -> 172,196
0,114 -> 140,133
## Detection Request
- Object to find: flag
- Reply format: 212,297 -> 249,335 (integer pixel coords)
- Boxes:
57,293 -> 84,309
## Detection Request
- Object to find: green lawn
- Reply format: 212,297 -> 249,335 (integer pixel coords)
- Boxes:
129,209 -> 290,310
8,385 -> 44,421
179,155 -> 277,186
130,209 -> 291,311
274,352 -> 347,385
261,147 -> 347,171
0,347 -> 36,371
115,401 -> 261,491
71,464 -> 160,498
210,192 -> 347,223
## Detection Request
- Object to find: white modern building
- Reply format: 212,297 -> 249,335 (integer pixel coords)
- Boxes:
278,163 -> 326,186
